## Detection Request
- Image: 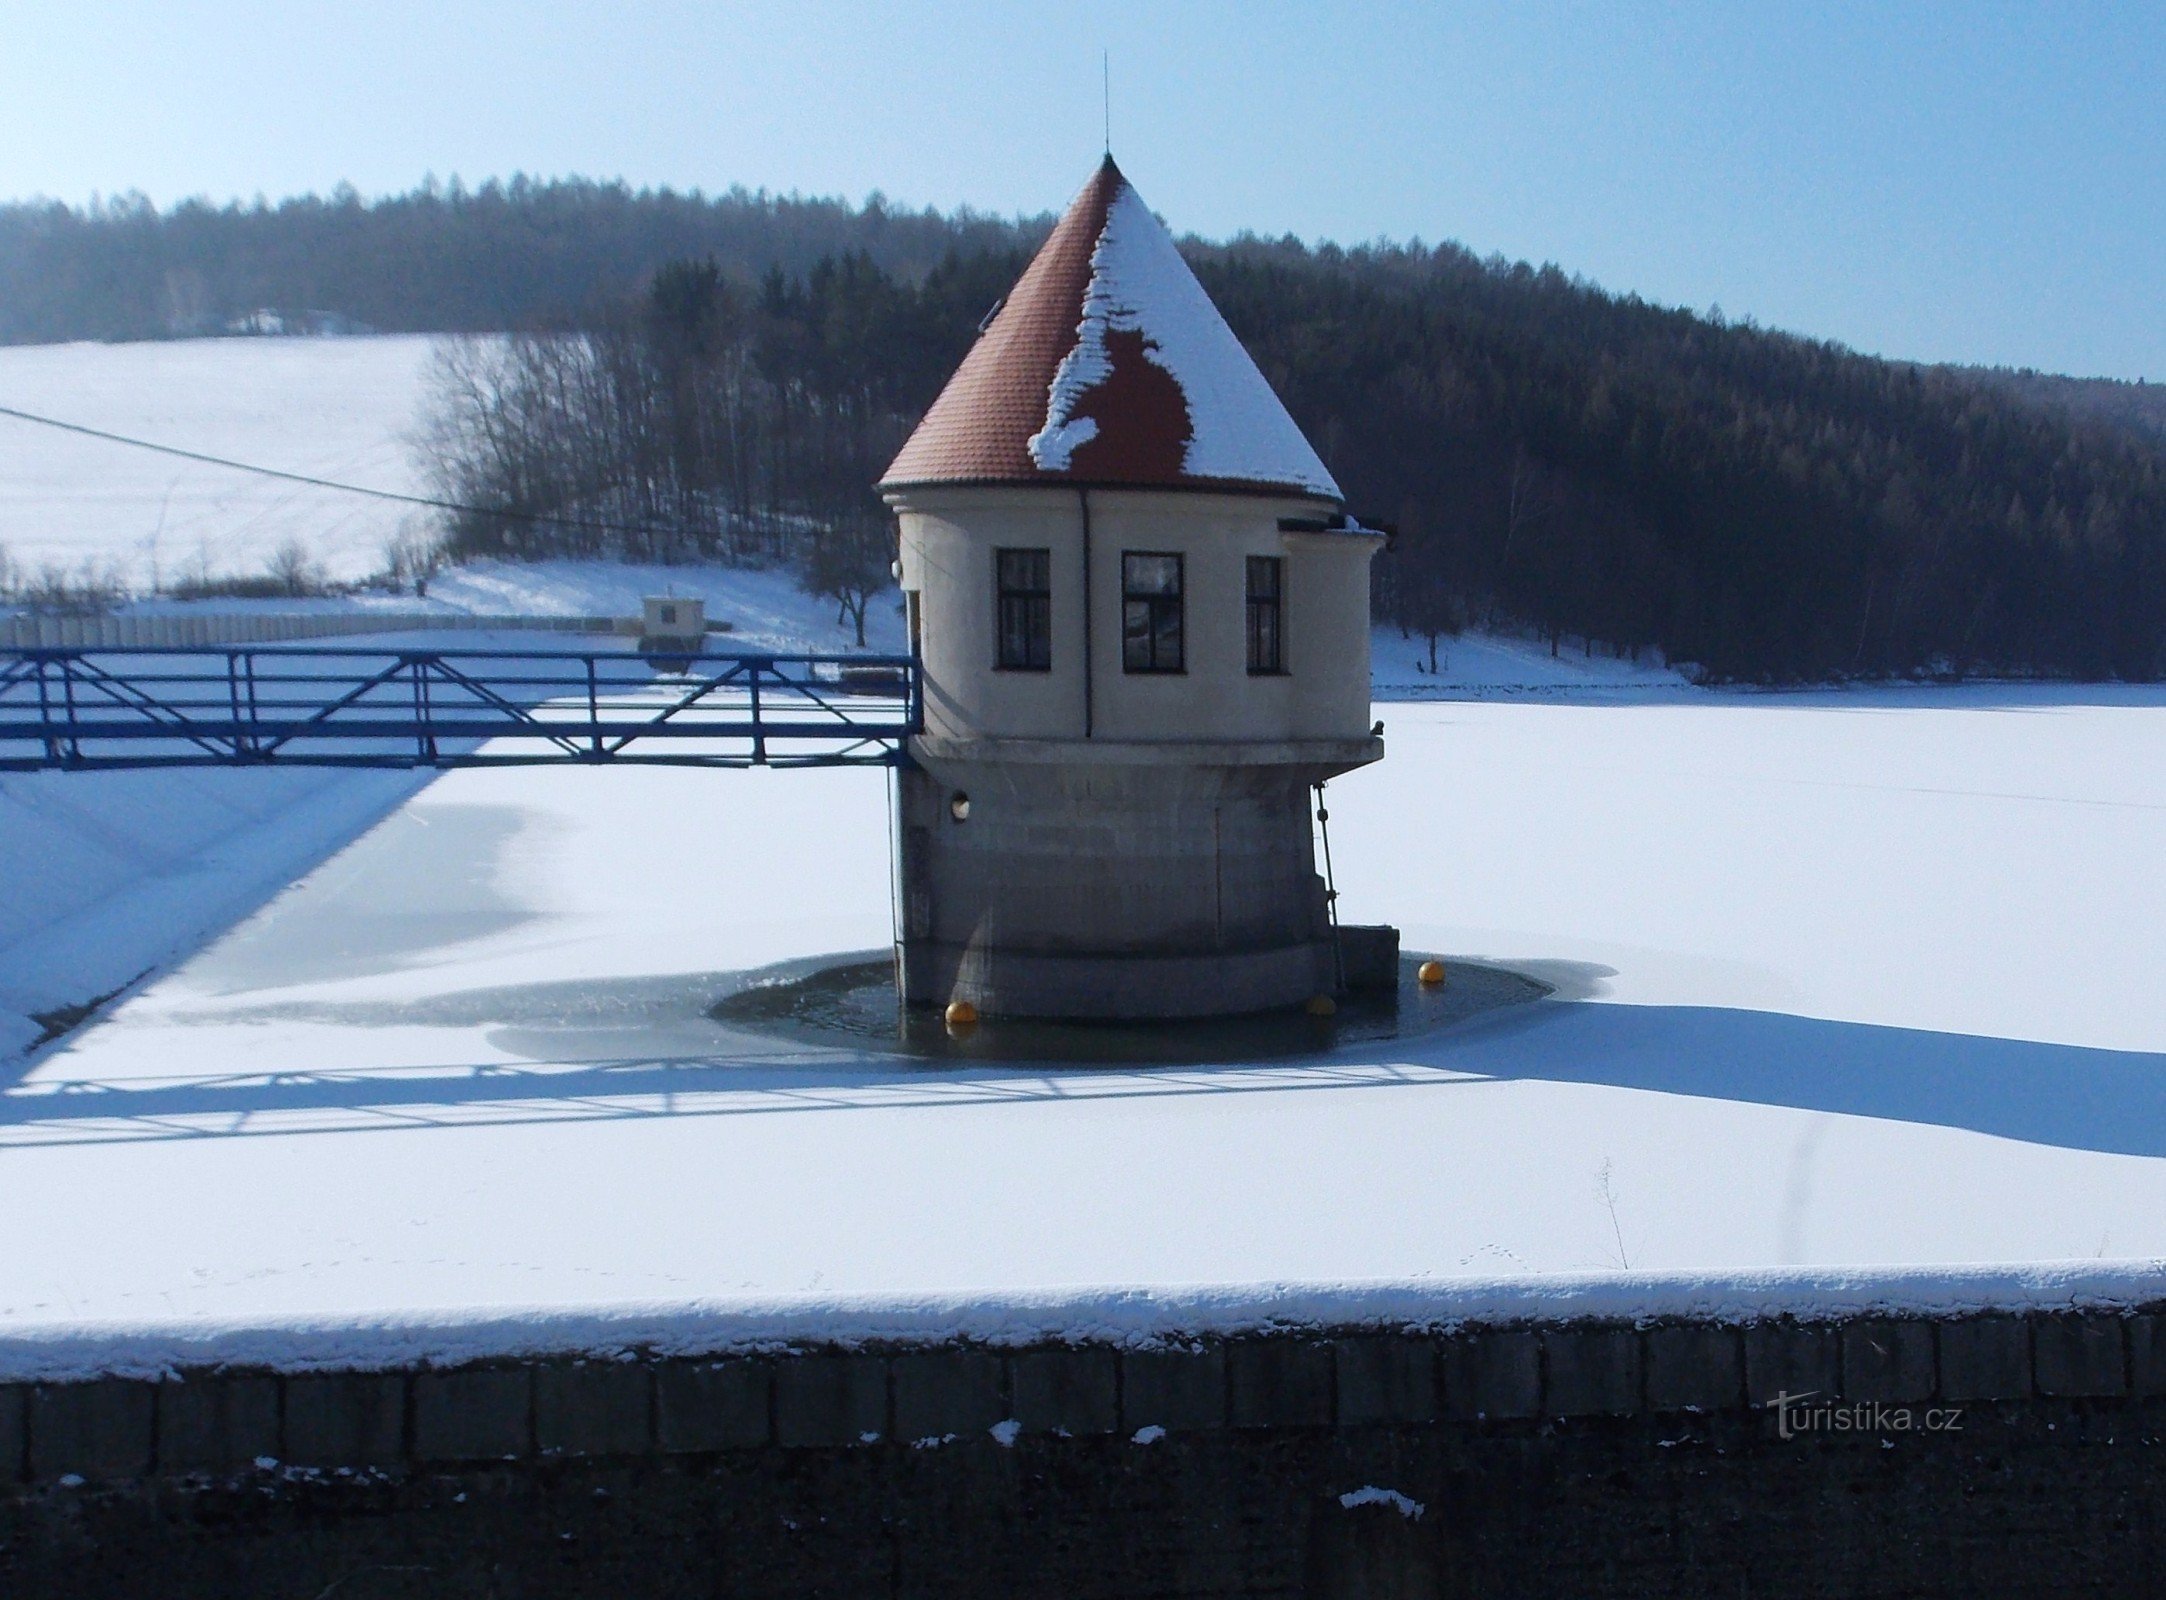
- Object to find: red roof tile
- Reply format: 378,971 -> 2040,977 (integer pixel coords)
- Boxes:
881,157 -> 1341,502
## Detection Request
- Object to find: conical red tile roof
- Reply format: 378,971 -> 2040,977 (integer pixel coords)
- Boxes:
881,157 -> 1341,502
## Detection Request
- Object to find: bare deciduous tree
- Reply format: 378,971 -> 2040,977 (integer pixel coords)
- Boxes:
803,512 -> 894,647
264,539 -> 325,598
418,261 -> 916,643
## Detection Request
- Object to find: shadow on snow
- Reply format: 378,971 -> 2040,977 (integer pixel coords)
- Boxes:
4,967 -> 2164,1162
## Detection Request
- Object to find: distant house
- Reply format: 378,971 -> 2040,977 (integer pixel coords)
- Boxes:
219,308 -> 376,338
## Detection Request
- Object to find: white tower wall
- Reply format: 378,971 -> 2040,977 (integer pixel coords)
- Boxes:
889,485 -> 1384,1019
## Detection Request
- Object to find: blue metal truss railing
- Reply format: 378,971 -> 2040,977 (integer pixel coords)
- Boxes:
0,645 -> 921,771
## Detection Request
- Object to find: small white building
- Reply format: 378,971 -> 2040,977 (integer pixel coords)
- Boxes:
881,158 -> 1387,1019
640,595 -> 705,641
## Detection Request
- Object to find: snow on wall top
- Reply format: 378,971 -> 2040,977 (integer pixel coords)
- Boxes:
2,1262 -> 2163,1382
881,158 -> 1342,502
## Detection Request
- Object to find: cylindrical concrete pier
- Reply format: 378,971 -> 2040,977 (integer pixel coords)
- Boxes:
897,739 -> 1376,1018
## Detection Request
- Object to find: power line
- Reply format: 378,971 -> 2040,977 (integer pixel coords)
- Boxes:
0,400 -> 675,541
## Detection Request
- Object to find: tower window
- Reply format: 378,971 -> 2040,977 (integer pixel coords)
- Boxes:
995,547 -> 1051,671
1121,552 -> 1185,673
1246,556 -> 1284,675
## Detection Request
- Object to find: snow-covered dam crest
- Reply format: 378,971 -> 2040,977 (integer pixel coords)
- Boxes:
2,1264 -> 2166,1384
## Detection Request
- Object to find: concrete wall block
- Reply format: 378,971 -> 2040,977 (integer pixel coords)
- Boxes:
2128,1316 -> 2166,1398
1335,925 -> 1400,991
1841,1320 -> 1935,1403
2032,1315 -> 2126,1399
412,1367 -> 532,1462
1009,1347 -> 1119,1436
1744,1322 -> 1841,1407
1441,1330 -> 1541,1421
1121,1347 -> 1227,1434
535,1361 -> 652,1457
1543,1327 -> 1641,1417
1334,1335 -> 1438,1426
0,1384 -> 25,1484
774,1354 -> 888,1448
156,1375 -> 280,1472
1229,1339 -> 1334,1429
1938,1316 -> 2031,1402
656,1360 -> 771,1453
892,1349 -> 1006,1443
1644,1325 -> 1744,1413
29,1380 -> 156,1481
288,1374 -> 398,1465
282,1372 -> 405,1467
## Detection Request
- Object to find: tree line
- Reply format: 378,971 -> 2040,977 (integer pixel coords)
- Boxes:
1194,239 -> 2166,679
10,178 -> 2166,679
0,177 -> 1040,344
423,250 -> 1025,644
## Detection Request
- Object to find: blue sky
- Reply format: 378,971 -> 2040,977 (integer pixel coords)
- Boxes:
3,2 -> 2159,379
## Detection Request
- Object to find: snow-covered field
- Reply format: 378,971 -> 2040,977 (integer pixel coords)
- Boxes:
0,335 -> 445,588
111,559 -> 909,654
420,559 -> 905,653
2,685 -> 2164,1376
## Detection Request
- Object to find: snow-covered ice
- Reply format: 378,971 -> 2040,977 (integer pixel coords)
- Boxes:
1,686 -> 2164,1376
0,568 -> 895,1064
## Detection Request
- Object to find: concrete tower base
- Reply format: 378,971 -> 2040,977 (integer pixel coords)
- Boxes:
896,736 -> 1381,1020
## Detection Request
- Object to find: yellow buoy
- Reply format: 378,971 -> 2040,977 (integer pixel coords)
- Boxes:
944,999 -> 979,1027
1304,994 -> 1338,1017
1417,960 -> 1447,986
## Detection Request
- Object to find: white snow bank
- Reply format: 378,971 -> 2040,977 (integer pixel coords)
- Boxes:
422,559 -> 904,654
1371,626 -> 1691,698
1029,184 -> 1340,497
0,1264 -> 2162,1384
101,559 -> 906,653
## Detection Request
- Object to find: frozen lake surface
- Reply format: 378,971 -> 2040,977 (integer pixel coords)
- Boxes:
4,688 -> 2165,1375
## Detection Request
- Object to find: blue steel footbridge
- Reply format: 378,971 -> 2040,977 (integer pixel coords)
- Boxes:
0,645 -> 921,772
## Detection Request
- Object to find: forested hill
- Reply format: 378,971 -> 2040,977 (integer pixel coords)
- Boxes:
7,179 -> 2165,681
1945,366 -> 2166,447
0,179 -> 1046,343
1194,240 -> 2166,678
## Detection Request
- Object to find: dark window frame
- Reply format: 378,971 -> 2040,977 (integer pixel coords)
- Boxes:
1121,551 -> 1185,674
994,547 -> 1052,672
1246,555 -> 1285,675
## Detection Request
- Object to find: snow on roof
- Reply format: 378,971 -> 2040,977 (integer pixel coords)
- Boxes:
881,157 -> 1342,502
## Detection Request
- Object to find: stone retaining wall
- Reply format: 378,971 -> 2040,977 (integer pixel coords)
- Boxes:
3,1307 -> 2159,1481
3,1309 -> 2163,1597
